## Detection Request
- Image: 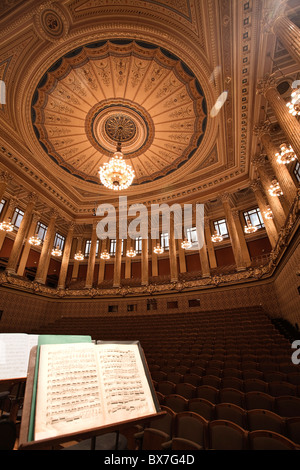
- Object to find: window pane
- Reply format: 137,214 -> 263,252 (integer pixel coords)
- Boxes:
54,233 -> 65,250
135,236 -> 142,253
0,199 -> 5,216
161,233 -> 169,249
36,222 -> 47,241
243,207 -> 264,229
294,161 -> 300,182
186,227 -> 198,243
109,239 -> 116,255
11,208 -> 24,229
213,219 -> 229,238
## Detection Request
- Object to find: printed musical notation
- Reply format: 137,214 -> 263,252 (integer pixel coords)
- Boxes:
34,341 -> 157,441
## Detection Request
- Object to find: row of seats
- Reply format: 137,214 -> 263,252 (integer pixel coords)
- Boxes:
156,391 -> 300,417
154,379 -> 300,399
135,407 -> 300,450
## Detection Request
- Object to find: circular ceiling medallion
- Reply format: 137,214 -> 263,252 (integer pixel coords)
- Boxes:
31,40 -> 207,185
85,99 -> 154,158
105,114 -> 136,142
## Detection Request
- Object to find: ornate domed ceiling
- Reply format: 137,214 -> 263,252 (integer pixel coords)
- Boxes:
32,40 -> 207,186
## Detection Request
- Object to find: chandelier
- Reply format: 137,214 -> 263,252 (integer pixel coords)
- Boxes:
286,86 -> 300,116
51,245 -> 62,257
211,230 -> 223,243
0,218 -> 14,232
181,238 -> 192,249
264,207 -> 273,220
153,243 -> 164,254
276,143 -> 296,165
98,142 -> 135,190
126,247 -> 136,258
269,179 -> 283,197
100,249 -> 110,260
244,219 -> 257,234
74,250 -> 84,260
28,235 -> 41,246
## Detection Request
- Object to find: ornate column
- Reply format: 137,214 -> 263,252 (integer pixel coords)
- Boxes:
35,210 -> 58,284
168,215 -> 178,282
17,211 -> 40,276
204,217 -> 217,269
71,236 -> 83,282
272,14 -> 300,66
125,238 -> 132,279
252,154 -> 287,229
0,171 -> 12,203
177,238 -> 187,273
6,193 -> 38,274
257,75 -> 300,161
0,197 -> 17,251
141,237 -> 149,285
113,236 -> 122,287
254,122 -> 298,205
195,218 -> 210,277
98,238 -> 107,284
250,180 -> 278,248
151,238 -> 158,277
231,209 -> 251,267
85,220 -> 98,289
220,194 -> 246,270
58,221 -> 75,289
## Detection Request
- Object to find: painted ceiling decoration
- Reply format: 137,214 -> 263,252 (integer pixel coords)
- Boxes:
32,39 -> 207,186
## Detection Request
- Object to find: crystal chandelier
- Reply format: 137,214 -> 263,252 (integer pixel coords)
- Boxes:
126,247 -> 136,257
181,238 -> 192,249
264,207 -> 273,220
51,245 -> 62,257
211,230 -> 223,243
276,143 -> 296,165
98,142 -> 135,191
153,243 -> 164,254
244,219 -> 257,234
286,86 -> 300,116
0,218 -> 14,232
100,249 -> 110,260
74,250 -> 84,260
28,234 -> 41,246
269,179 -> 283,197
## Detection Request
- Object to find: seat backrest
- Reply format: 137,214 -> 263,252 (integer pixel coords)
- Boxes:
286,417 -> 300,445
147,405 -> 176,435
275,396 -> 300,417
249,430 -> 298,450
247,409 -> 285,434
164,394 -> 188,413
208,419 -> 248,450
268,381 -> 297,397
215,403 -> 246,428
245,391 -> 275,411
196,385 -> 219,404
174,411 -> 208,448
219,388 -> 245,407
175,382 -> 197,399
188,397 -> 215,421
243,378 -> 268,393
157,380 -> 176,395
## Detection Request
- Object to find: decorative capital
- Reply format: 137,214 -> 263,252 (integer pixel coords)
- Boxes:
231,209 -> 240,220
0,171 -> 12,184
253,121 -> 271,139
219,192 -> 232,204
27,192 -> 38,204
256,74 -> 277,96
252,154 -> 268,168
250,179 -> 262,192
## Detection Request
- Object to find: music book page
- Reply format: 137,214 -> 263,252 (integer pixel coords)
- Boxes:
34,342 -> 157,441
0,333 -> 39,380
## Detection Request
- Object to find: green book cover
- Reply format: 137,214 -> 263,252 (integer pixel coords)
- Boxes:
28,335 -> 92,442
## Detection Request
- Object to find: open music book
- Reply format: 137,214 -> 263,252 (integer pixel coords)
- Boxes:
33,340 -> 159,442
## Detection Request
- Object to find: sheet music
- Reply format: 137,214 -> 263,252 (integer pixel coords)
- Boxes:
0,333 -> 38,380
34,341 -> 157,441
96,343 -> 157,425
35,342 -> 104,441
